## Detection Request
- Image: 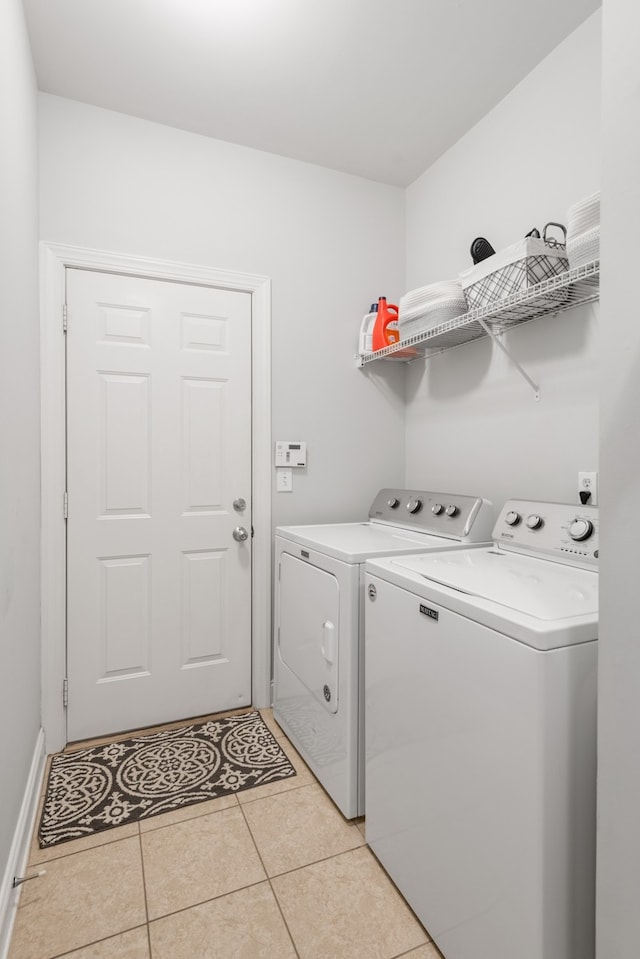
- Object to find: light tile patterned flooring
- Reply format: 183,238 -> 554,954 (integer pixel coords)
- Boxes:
9,708 -> 441,959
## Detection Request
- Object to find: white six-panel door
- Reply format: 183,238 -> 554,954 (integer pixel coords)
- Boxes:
65,269 -> 252,740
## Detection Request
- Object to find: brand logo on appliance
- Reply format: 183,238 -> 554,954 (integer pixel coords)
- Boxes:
500,533 -> 515,539
420,604 -> 439,621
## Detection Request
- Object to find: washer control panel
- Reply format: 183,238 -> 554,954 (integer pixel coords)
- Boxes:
494,499 -> 599,568
368,489 -> 494,543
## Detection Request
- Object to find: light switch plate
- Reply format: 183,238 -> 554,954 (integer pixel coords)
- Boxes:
277,469 -> 293,492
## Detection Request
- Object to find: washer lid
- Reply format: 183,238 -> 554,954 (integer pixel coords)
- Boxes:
276,522 -> 471,564
391,548 -> 598,621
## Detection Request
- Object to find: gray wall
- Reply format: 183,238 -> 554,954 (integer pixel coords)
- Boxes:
38,96 -> 407,529
0,0 -> 41,873
597,0 -> 640,953
403,13 -> 601,509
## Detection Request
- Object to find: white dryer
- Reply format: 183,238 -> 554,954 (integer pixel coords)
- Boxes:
273,488 -> 494,819
365,499 -> 599,959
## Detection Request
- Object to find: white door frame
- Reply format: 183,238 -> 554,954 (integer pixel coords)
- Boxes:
40,242 -> 272,754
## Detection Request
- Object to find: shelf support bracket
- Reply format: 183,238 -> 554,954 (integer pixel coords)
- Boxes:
477,319 -> 541,401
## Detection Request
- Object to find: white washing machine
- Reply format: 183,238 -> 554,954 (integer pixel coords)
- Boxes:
365,499 -> 599,959
273,488 -> 494,819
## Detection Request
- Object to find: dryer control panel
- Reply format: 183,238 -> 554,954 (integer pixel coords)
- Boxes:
368,489 -> 494,543
494,499 -> 599,569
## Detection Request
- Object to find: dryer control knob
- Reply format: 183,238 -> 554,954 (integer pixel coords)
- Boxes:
407,498 -> 423,514
569,519 -> 594,542
432,504 -> 444,515
387,497 -> 400,509
505,511 -> 521,526
445,505 -> 458,517
526,514 -> 544,530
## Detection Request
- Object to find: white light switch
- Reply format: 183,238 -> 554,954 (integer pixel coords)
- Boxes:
277,469 -> 293,492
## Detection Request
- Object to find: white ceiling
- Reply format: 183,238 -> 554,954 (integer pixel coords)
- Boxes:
23,0 -> 600,187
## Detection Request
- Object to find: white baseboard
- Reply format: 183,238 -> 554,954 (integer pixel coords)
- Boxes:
0,729 -> 46,959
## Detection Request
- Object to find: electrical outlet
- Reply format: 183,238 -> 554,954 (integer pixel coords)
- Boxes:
578,471 -> 598,506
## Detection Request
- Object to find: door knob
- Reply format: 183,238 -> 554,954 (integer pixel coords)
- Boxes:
233,526 -> 249,542
233,498 -> 246,512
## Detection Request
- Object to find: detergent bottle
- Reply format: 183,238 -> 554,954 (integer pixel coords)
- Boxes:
359,303 -> 378,355
372,296 -> 400,351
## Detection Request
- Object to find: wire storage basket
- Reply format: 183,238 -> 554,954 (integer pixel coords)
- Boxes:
459,228 -> 569,313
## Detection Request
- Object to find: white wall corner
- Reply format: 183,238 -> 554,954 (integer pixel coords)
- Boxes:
0,729 -> 46,959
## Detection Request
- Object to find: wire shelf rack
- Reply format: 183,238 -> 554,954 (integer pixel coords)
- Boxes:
356,259 -> 600,367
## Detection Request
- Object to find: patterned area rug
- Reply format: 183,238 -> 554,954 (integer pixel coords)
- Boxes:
39,710 -> 296,848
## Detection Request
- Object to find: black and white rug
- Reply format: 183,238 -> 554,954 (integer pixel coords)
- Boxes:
38,710 -> 296,848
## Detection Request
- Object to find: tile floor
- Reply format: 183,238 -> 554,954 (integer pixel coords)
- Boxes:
8,708 -> 442,959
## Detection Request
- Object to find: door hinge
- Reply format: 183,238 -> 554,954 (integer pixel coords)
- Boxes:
63,491 -> 68,520
62,304 -> 68,333
63,678 -> 69,708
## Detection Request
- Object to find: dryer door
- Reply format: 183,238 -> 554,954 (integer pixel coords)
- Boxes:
278,552 -> 339,714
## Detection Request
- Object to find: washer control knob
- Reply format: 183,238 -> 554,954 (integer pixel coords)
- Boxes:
432,504 -> 444,515
445,505 -> 458,517
387,497 -> 400,509
407,498 -> 423,514
505,511 -> 521,527
569,519 -> 594,542
526,514 -> 544,531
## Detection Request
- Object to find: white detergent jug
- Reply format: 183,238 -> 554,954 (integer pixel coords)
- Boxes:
358,303 -> 378,355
